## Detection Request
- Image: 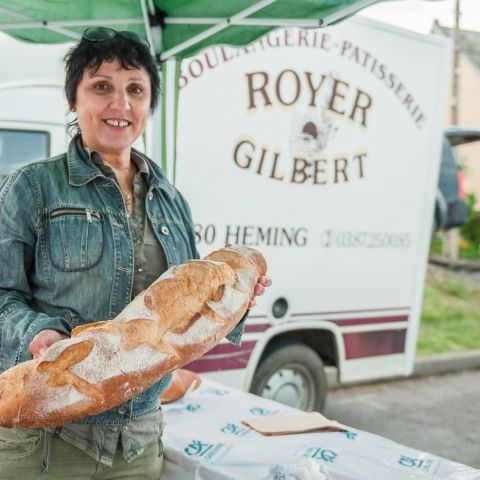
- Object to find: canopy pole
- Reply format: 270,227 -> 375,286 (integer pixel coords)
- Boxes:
139,0 -> 155,55
165,17 -> 325,27
0,5 -> 80,39
0,18 -> 143,31
161,57 -> 180,182
159,0 -> 277,61
146,0 -> 156,16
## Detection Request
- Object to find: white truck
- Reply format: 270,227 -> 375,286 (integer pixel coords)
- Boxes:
0,16 -> 450,410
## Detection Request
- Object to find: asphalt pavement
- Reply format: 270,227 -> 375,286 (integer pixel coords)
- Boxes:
324,368 -> 480,469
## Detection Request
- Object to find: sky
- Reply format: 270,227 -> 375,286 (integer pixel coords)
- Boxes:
360,0 -> 480,33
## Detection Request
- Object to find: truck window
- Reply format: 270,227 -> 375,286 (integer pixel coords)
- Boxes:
0,129 -> 50,179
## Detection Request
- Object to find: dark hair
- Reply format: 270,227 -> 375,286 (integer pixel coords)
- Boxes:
64,34 -> 160,116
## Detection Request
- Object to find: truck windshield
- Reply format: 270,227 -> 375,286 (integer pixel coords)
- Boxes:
0,129 -> 49,179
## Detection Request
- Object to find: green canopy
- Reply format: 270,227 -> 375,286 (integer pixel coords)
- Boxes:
0,0 -> 382,60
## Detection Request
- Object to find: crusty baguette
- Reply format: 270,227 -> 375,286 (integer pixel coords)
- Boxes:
0,245 -> 267,428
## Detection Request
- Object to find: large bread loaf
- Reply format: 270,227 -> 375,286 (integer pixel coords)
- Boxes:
0,245 -> 267,428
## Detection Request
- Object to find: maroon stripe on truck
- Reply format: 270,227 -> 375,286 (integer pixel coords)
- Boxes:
343,329 -> 407,359
185,318 -> 408,372
332,315 -> 408,327
185,340 -> 257,373
291,307 -> 410,316
244,323 -> 271,333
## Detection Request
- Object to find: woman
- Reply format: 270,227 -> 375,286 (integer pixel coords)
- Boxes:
0,27 -> 270,479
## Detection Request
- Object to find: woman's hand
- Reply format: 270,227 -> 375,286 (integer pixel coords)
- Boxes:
29,329 -> 69,359
160,369 -> 202,404
247,276 -> 272,309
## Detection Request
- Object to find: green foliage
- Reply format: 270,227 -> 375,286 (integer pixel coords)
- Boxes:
441,280 -> 468,298
429,194 -> 480,260
461,193 -> 480,245
418,270 -> 480,355
459,241 -> 480,260
430,236 -> 443,256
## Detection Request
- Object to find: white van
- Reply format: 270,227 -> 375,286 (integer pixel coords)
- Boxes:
0,16 -> 450,411
174,16 -> 450,410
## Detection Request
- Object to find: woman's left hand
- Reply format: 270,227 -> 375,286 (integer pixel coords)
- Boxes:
247,276 -> 272,309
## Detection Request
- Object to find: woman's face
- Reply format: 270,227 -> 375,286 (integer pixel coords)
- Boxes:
74,59 -> 151,154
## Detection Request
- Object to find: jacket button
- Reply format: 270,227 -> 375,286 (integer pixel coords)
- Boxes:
160,226 -> 170,236
118,405 -> 128,415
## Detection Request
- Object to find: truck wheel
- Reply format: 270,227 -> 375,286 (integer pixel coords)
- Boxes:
250,342 -> 327,412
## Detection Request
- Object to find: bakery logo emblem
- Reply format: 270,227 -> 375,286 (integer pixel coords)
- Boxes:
291,110 -> 337,156
398,455 -> 435,472
233,70 -> 368,187
203,387 -> 230,396
185,403 -> 201,412
290,75 -> 339,156
343,431 -> 358,440
248,407 -> 279,416
220,422 -> 252,437
302,446 -> 338,463
183,439 -> 229,462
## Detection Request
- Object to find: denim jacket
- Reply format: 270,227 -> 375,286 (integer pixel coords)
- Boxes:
0,136 -> 243,425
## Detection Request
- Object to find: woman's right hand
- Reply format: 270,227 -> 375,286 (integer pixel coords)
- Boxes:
29,329 -> 69,359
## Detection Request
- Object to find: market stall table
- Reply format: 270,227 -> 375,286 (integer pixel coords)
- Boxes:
161,379 -> 479,480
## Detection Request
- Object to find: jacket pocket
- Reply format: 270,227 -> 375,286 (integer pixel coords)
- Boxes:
0,427 -> 41,459
47,208 -> 104,272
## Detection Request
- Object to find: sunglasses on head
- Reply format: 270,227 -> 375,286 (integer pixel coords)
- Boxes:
82,27 -> 149,48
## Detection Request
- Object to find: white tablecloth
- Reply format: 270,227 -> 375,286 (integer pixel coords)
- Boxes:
162,379 -> 479,480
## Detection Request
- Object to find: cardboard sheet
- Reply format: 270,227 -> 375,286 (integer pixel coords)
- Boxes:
241,411 -> 348,436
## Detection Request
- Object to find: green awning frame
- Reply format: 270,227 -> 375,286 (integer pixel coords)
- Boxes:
0,0 -> 383,61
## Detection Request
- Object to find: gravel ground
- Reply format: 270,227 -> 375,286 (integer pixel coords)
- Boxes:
325,369 -> 480,468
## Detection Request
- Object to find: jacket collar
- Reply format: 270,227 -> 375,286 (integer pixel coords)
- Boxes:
131,148 -> 176,199
66,135 -> 176,198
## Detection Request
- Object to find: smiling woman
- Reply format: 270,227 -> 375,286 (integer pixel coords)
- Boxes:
62,28 -> 159,217
0,26 -> 270,480
75,60 -> 151,155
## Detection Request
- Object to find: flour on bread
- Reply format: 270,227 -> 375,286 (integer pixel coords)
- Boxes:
70,332 -> 168,384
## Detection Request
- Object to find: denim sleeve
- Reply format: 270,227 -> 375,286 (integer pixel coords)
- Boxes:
0,170 -> 70,371
226,311 -> 247,346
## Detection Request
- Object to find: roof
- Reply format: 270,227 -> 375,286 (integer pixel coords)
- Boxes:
432,20 -> 480,72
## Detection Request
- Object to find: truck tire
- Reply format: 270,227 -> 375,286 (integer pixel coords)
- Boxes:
250,342 -> 327,412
